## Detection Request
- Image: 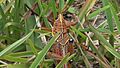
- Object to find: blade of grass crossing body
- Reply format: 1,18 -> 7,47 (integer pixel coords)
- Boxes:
0,30 -> 34,56
30,33 -> 60,68
56,53 -> 76,68
70,26 -> 87,40
56,53 -> 70,68
89,24 -> 120,59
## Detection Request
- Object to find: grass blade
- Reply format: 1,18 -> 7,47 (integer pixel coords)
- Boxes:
9,51 -> 34,57
79,0 -> 96,21
109,3 -> 120,33
89,24 -> 120,59
62,0 -> 74,12
59,0 -> 64,12
27,39 -> 38,55
0,55 -> 28,63
0,30 -> 34,56
101,0 -> 114,32
7,64 -> 29,68
49,0 -> 57,19
56,53 -> 76,68
70,26 -> 87,40
29,33 -> 60,68
88,5 -> 110,19
77,44 -> 91,68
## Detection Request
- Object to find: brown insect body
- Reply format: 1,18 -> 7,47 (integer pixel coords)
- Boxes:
52,14 -> 76,59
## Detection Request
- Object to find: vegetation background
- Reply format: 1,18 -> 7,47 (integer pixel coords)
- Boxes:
0,0 -> 120,68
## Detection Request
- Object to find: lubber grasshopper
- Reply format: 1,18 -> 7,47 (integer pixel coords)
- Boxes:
51,14 -> 77,68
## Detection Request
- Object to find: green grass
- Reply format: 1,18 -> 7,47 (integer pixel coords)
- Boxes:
0,0 -> 120,68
